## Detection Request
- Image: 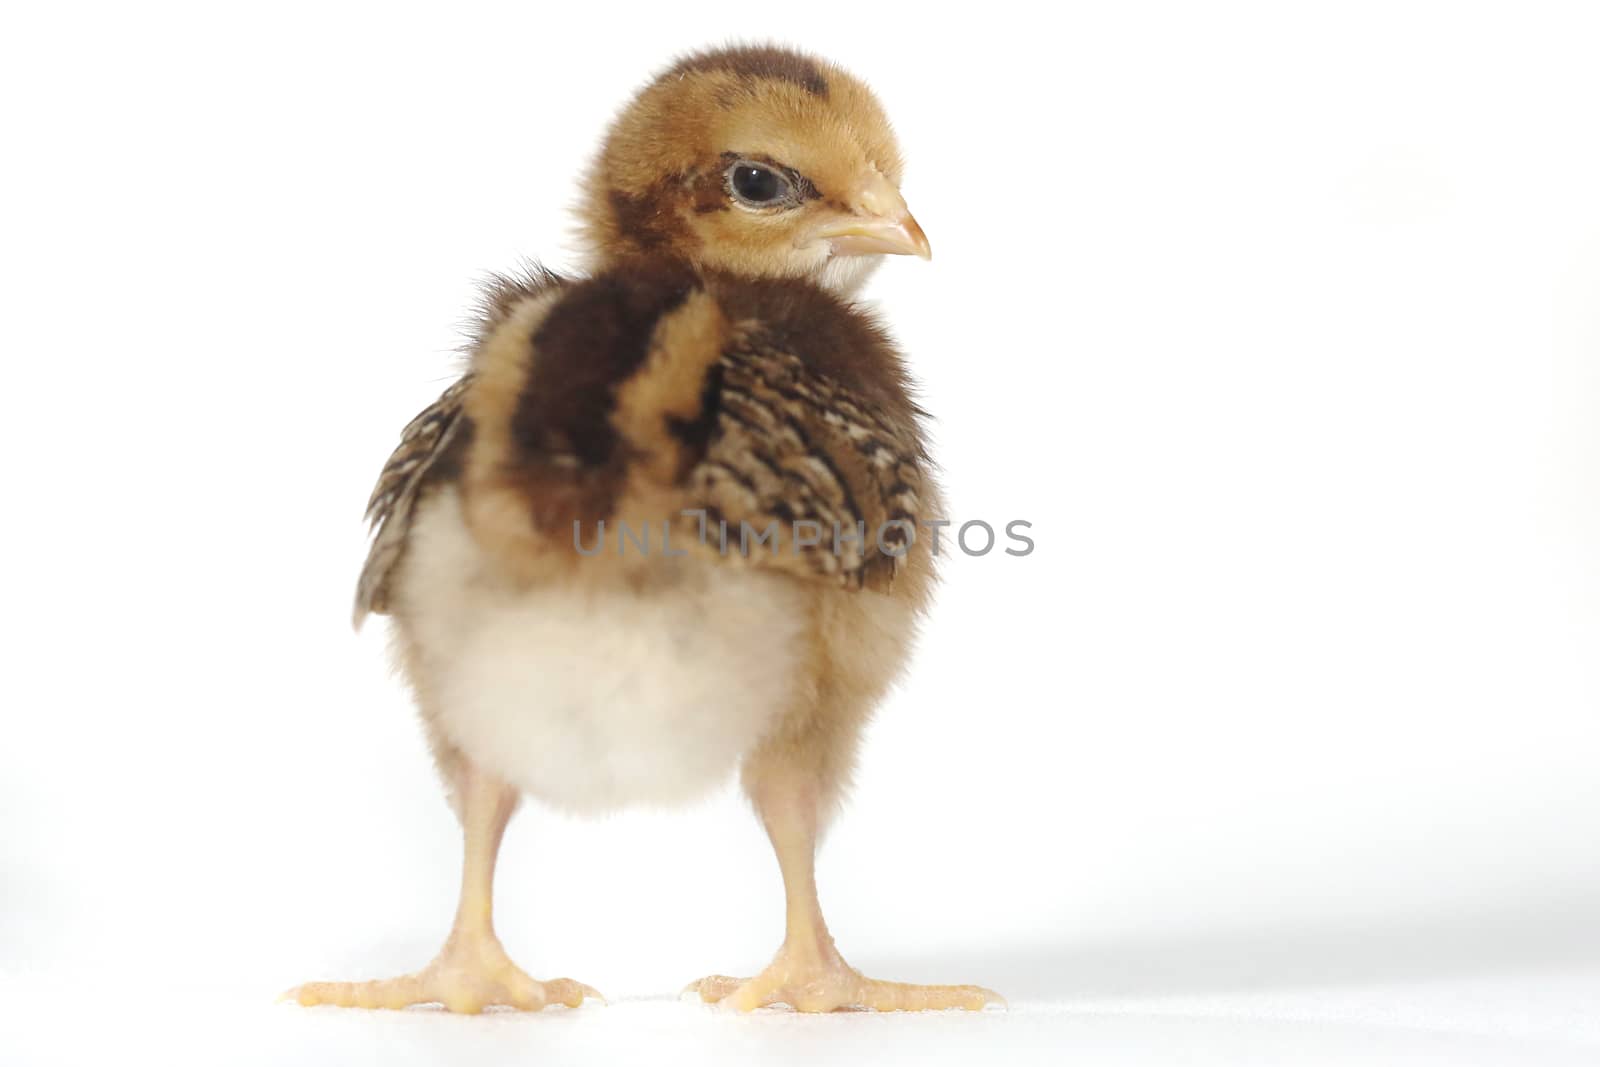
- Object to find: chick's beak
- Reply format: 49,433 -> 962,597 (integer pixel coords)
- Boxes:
811,179 -> 932,260
817,211 -> 932,260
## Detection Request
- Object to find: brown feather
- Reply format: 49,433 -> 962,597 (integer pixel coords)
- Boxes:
353,375 -> 474,627
440,262 -> 927,593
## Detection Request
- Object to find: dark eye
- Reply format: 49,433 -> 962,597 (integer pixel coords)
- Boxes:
728,162 -> 790,206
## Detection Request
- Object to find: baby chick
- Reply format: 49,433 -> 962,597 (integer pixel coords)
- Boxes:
289,44 -> 997,1014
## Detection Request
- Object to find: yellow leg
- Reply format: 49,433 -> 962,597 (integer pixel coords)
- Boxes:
688,772 -> 1001,1013
285,764 -> 601,1013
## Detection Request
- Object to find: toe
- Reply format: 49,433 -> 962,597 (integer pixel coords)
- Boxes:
290,981 -> 349,1008
685,975 -> 743,1003
543,977 -> 601,1009
290,978 -> 416,1010
288,983 -> 324,1007
858,980 -> 1001,1012
352,982 -> 388,1010
730,973 -> 784,1013
376,976 -> 428,1010
574,980 -> 608,1006
440,987 -> 486,1014
792,984 -> 848,1013
498,970 -> 548,1011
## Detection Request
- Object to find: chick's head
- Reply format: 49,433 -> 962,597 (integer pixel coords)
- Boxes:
579,45 -> 929,294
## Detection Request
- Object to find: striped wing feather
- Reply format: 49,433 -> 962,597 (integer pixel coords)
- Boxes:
353,375 -> 473,626
685,335 -> 926,590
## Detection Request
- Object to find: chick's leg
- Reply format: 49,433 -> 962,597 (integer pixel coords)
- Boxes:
688,765 -> 1001,1013
286,762 -> 600,1013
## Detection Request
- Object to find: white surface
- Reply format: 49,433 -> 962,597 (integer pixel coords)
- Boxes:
3,1 -> 1598,1064
5,963 -> 1600,1067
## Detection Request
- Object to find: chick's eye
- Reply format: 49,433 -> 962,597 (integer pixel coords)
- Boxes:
729,163 -> 787,205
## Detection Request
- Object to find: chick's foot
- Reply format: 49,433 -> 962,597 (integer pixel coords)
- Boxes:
285,932 -> 601,1014
687,944 -> 1001,1013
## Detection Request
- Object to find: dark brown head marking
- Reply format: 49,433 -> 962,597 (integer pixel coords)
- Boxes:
665,44 -> 829,98
607,185 -> 692,252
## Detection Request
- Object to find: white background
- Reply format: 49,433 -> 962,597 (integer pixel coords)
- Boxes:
3,2 -> 1598,1064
